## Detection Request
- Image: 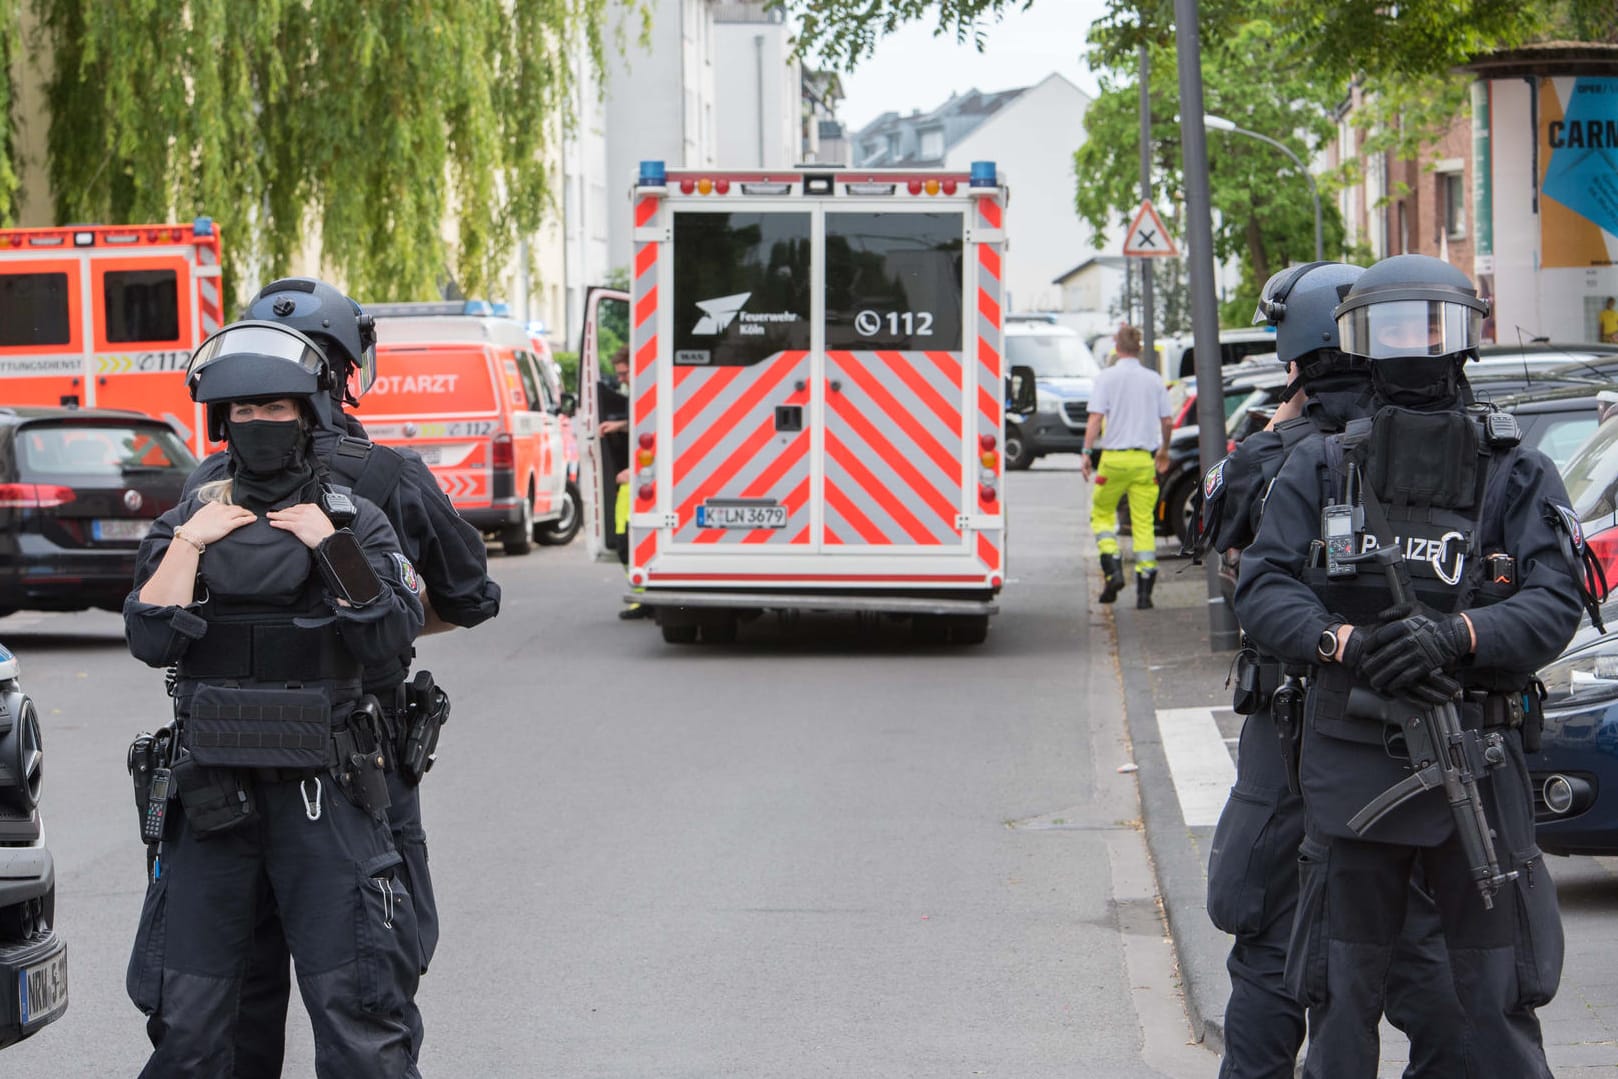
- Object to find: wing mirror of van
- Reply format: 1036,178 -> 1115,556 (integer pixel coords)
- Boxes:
1006,365 -> 1037,416
559,392 -> 578,417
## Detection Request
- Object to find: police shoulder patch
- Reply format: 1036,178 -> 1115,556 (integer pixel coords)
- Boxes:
1204,458 -> 1227,501
390,552 -> 421,594
1548,501 -> 1585,553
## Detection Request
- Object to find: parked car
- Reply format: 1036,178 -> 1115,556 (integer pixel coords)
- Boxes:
1163,327 -> 1280,380
1530,600 -> 1618,854
0,408 -> 196,618
0,643 -> 64,1047
1002,316 -> 1101,470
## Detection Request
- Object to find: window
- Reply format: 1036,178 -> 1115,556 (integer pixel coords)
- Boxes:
0,273 -> 71,347
825,212 -> 964,351
18,422 -> 195,477
104,269 -> 180,343
919,128 -> 944,160
1442,171 -> 1466,239
510,356 -> 542,411
670,211 -> 812,366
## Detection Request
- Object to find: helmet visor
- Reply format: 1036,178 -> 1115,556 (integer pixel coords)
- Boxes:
187,322 -> 328,387
1336,299 -> 1483,360
346,341 -> 377,398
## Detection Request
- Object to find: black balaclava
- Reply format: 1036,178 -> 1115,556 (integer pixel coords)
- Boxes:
225,417 -> 317,510
1370,355 -> 1465,410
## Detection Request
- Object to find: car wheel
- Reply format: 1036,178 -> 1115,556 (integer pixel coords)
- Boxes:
699,616 -> 738,644
948,615 -> 989,645
660,623 -> 699,644
1004,424 -> 1034,471
911,614 -> 949,644
502,485 -> 535,556
537,483 -> 582,546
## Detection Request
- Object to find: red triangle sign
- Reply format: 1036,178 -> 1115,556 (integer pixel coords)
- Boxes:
1123,200 -> 1178,258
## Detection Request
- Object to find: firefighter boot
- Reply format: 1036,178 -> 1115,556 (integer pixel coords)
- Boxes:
1099,555 -> 1126,604
1136,569 -> 1158,610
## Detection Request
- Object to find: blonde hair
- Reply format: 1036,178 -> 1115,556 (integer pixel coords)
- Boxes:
1115,324 -> 1143,356
195,479 -> 236,506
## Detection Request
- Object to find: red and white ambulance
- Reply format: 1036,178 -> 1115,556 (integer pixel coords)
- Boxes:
0,219 -> 224,457
579,161 -> 1012,644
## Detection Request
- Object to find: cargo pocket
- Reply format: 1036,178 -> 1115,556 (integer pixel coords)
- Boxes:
398,833 -> 438,973
354,851 -> 422,1015
1206,783 -> 1279,936
1284,835 -> 1331,1008
1511,848 -> 1564,1009
126,873 -> 169,1015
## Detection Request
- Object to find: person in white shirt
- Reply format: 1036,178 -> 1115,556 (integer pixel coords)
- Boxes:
1079,323 -> 1173,608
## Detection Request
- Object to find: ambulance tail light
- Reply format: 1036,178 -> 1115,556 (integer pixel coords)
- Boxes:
740,182 -> 792,196
638,484 -> 655,501
846,182 -> 896,196
0,484 -> 76,509
491,433 -> 515,470
978,484 -> 997,504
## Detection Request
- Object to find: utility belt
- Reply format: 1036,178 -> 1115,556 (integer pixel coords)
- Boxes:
1231,641 -> 1309,794
372,670 -> 451,787
1309,665 -> 1543,751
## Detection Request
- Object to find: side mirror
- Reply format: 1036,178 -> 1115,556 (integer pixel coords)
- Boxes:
1006,364 -> 1037,415
559,392 -> 577,417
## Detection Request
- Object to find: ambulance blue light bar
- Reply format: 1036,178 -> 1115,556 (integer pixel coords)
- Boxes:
639,161 -> 667,187
970,161 -> 998,187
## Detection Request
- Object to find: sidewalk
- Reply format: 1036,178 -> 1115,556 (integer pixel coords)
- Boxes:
1104,544 -> 1618,1074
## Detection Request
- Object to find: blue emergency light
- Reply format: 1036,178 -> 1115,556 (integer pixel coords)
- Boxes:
193,216 -> 214,236
969,162 -> 998,188
639,161 -> 667,187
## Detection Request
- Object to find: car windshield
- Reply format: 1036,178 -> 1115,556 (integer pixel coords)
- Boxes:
1560,417 -> 1618,520
16,423 -> 197,477
1006,333 -> 1099,378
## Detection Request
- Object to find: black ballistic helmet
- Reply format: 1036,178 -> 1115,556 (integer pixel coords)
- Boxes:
1333,254 -> 1489,363
243,277 -> 378,406
1252,261 -> 1365,368
186,321 -> 330,440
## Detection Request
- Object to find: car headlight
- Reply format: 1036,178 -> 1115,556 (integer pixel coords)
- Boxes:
1035,388 -> 1061,414
1540,636 -> 1618,709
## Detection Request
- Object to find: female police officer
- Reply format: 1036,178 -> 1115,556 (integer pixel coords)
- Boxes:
123,321 -> 424,1078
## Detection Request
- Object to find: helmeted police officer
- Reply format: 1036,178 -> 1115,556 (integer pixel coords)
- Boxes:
1201,261 -> 1463,1078
184,279 -> 501,1073
1236,254 -> 1597,1077
125,321 -> 424,1077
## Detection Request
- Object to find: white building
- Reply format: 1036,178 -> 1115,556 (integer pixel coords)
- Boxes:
712,4 -> 801,169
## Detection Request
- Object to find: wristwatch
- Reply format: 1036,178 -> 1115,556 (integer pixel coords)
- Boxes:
1316,623 -> 1342,663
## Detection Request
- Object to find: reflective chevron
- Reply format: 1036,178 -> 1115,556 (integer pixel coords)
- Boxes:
629,200 -> 662,571
824,350 -> 965,547
430,469 -> 486,504
975,195 -> 1005,574
671,350 -> 811,546
196,241 -> 222,335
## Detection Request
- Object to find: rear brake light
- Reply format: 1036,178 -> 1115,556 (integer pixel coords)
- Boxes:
0,484 -> 76,508
1586,526 -> 1618,598
491,434 -> 514,469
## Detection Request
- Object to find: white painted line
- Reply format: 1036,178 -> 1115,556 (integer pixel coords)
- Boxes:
1156,706 -> 1237,828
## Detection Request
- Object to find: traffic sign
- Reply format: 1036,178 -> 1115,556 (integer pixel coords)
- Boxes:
1122,200 -> 1179,258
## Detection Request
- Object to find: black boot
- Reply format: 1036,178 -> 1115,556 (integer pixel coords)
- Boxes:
1136,569 -> 1157,610
1099,554 -> 1126,604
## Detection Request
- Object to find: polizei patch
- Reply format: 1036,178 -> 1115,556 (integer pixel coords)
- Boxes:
1203,459 -> 1227,500
391,553 -> 421,594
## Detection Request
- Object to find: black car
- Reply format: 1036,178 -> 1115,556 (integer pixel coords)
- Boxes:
0,408 -> 196,618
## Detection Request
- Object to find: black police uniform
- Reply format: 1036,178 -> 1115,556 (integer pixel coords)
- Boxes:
1235,402 -> 1582,1077
1201,375 -> 1467,1079
125,485 -> 424,1079
184,423 -> 500,1072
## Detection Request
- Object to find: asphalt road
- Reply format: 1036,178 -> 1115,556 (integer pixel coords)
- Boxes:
0,467 -> 1218,1077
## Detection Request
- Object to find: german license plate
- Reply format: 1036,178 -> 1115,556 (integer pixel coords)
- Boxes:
19,947 -> 66,1029
696,501 -> 787,529
93,519 -> 152,541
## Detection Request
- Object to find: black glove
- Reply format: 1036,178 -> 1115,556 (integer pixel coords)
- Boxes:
1360,613 -> 1471,703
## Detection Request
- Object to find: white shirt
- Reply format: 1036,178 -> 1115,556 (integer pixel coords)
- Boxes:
1088,355 -> 1171,450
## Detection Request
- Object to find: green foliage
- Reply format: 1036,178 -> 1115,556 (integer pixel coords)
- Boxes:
0,0 -> 17,225
31,1 -> 624,308
770,0 -> 1034,72
553,348 -> 580,392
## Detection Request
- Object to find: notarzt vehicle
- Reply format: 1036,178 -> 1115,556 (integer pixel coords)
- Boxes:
580,161 -> 1015,644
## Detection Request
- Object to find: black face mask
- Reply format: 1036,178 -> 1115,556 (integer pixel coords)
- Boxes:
226,419 -> 315,509
1371,355 -> 1462,408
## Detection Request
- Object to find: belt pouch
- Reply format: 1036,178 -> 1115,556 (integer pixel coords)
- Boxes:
1231,647 -> 1266,715
187,684 -> 332,771
170,756 -> 256,838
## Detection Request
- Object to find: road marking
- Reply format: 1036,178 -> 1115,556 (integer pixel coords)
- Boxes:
1156,706 -> 1237,827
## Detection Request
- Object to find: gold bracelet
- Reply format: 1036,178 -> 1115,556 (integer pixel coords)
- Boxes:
173,527 -> 206,554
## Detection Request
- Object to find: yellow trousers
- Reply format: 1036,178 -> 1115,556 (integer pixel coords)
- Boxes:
1089,449 -> 1158,569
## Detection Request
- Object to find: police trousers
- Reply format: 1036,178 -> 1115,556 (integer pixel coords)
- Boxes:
1207,707 -> 1465,1078
229,727 -> 438,1078
1089,449 -> 1158,569
1288,740 -> 1562,1079
127,774 -> 422,1079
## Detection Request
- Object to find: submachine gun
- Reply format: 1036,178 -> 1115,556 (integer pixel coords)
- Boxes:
1341,543 -> 1517,909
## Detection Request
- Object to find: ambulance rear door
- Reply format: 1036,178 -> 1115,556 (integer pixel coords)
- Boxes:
0,248 -> 88,412
577,286 -> 631,563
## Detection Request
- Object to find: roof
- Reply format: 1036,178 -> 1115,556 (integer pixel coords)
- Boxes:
1053,255 -> 1128,284
851,87 -> 1028,167
1463,42 -> 1618,79
0,406 -> 159,425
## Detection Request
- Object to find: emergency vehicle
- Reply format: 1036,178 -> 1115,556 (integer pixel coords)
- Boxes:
0,219 -> 224,457
580,161 -> 1013,645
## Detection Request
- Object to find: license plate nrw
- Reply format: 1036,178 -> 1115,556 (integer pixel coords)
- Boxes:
696,501 -> 787,529
19,946 -> 67,1029
93,519 -> 152,541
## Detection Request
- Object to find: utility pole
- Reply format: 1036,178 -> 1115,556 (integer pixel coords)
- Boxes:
1174,0 -> 1241,652
1137,43 -> 1156,372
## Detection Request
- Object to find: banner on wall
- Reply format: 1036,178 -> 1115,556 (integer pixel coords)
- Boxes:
1539,76 -> 1618,269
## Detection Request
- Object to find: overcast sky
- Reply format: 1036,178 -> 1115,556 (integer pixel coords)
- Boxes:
835,2 -> 1113,135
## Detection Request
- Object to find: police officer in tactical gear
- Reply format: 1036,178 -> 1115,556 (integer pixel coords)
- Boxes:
1201,261 -> 1463,1078
1236,254 -> 1595,1077
125,321 -> 425,1078
184,279 -> 501,1074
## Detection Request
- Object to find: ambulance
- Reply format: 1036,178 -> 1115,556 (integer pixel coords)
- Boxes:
579,161 -> 1023,645
0,219 -> 224,456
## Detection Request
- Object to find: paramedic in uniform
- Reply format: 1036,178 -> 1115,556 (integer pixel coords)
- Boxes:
1235,254 -> 1592,1078
183,278 -> 500,1073
124,321 -> 424,1077
1079,323 -> 1172,608
1198,261 -> 1462,1078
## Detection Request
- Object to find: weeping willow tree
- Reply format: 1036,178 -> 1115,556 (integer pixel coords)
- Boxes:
32,0 -> 633,305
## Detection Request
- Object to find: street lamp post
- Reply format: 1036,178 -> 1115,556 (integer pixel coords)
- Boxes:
1203,113 -> 1323,262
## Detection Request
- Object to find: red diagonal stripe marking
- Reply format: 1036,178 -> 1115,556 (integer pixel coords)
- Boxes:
978,335 -> 1001,372
978,384 -> 999,425
977,532 -> 1000,571
675,384 -> 808,526
635,243 -> 657,278
634,532 -> 657,568
920,350 -> 963,391
827,389 -> 958,529
823,474 -> 891,546
634,287 -> 657,329
978,243 -> 1001,281
835,352 -> 960,485
979,200 -> 1002,228
742,476 -> 808,545
741,422 -> 809,497
977,288 -> 1001,328
635,335 -> 656,377
673,366 -> 743,433
823,525 -> 843,546
635,382 -> 657,422
635,197 -> 657,227
674,366 -> 698,388
674,354 -> 799,478
825,427 -> 940,544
